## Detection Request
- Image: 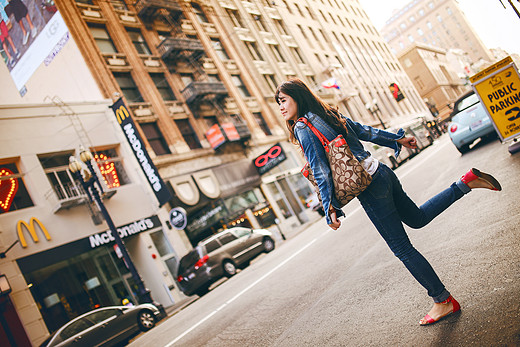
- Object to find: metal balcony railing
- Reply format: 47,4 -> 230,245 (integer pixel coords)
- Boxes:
157,37 -> 205,62
134,0 -> 182,20
181,81 -> 228,104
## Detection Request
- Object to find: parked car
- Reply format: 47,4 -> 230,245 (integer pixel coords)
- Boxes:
39,304 -> 160,347
177,227 -> 275,297
448,90 -> 497,154
306,193 -> 325,216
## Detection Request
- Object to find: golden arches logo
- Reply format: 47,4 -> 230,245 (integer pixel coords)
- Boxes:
115,105 -> 130,124
17,217 -> 51,248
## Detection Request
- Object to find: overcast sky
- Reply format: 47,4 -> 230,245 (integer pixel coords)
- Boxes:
358,0 -> 520,55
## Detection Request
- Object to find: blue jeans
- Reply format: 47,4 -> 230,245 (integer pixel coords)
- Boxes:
357,163 -> 470,303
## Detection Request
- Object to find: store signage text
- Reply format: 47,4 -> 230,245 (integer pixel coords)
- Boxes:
110,98 -> 171,206
17,217 -> 51,248
89,216 -> 159,248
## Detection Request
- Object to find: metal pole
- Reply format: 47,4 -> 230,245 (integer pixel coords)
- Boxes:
73,169 -> 153,304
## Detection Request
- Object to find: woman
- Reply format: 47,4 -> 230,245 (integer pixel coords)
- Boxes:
275,78 -> 501,326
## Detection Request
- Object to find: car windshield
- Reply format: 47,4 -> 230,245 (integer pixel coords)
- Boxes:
455,93 -> 479,113
178,247 -> 203,274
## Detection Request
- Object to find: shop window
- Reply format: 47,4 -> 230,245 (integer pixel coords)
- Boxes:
211,39 -> 230,60
231,75 -> 250,98
39,152 -> 83,202
127,29 -> 151,55
0,162 -> 34,214
93,148 -> 129,189
287,173 -> 313,206
150,73 -> 176,101
113,72 -> 144,103
266,182 -> 291,219
253,112 -> 271,136
140,122 -> 171,156
224,190 -> 258,215
174,119 -> 202,150
88,25 -> 117,53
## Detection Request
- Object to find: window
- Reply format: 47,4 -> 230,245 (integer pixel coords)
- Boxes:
417,28 -> 424,36
39,152 -> 83,201
140,122 -> 171,155
408,35 -> 414,43
113,72 -> 143,103
251,14 -> 268,32
127,29 -> 151,55
264,74 -> 277,91
282,0 -> 292,14
192,3 -> 209,23
270,45 -> 286,63
253,112 -> 271,136
93,148 -> 129,188
293,3 -> 305,17
305,6 -> 315,20
180,74 -> 194,87
226,9 -> 244,27
427,21 -> 432,29
217,232 -> 237,245
446,7 -> 452,15
400,22 -> 406,30
211,39 -> 229,60
409,15 -> 415,22
150,73 -> 176,101
204,116 -> 219,128
204,240 -> 220,253
245,41 -> 264,61
110,0 -> 127,11
437,14 -> 442,22
88,25 -> 117,53
290,47 -> 305,64
150,230 -> 174,257
273,19 -> 288,35
0,162 -> 34,214
231,75 -> 250,98
174,119 -> 201,149
428,2 -> 434,9
297,24 -> 307,39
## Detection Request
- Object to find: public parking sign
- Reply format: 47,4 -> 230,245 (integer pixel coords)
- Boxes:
470,56 -> 520,141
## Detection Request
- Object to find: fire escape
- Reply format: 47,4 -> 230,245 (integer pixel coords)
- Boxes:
134,0 -> 251,144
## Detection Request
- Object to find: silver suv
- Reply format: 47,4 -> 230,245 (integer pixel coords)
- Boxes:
176,227 -> 275,296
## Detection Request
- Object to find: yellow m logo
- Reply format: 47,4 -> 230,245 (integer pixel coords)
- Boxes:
115,106 -> 130,124
17,217 -> 51,248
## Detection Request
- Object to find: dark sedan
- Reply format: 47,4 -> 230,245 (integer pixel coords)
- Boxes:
39,303 -> 160,347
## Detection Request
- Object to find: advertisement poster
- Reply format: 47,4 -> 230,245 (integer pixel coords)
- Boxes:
1,0 -> 68,94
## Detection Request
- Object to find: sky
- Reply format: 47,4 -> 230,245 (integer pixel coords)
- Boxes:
358,0 -> 520,55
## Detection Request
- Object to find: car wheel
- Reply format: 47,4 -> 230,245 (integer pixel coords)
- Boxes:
457,144 -> 470,154
137,310 -> 156,331
222,260 -> 237,277
263,237 -> 275,253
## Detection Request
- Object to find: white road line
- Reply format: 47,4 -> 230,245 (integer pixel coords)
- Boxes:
164,237 -> 319,347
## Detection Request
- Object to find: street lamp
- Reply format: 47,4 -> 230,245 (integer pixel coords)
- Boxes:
365,99 -> 386,129
69,147 -> 153,305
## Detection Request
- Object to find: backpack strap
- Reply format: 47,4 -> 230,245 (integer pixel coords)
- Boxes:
296,117 -> 330,152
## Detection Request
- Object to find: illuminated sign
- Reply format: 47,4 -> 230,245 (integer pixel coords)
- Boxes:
169,207 -> 188,230
110,98 -> 171,206
0,168 -> 19,212
17,217 -> 51,248
471,56 -> 520,141
94,153 -> 121,188
253,143 -> 287,175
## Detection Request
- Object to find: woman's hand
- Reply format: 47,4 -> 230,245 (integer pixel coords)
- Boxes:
397,136 -> 418,149
329,209 -> 341,230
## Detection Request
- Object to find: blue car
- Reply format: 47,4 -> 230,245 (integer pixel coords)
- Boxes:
448,90 -> 497,154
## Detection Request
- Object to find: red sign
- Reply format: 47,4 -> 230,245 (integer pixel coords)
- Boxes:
0,168 -> 19,212
221,122 -> 240,141
205,124 -> 226,149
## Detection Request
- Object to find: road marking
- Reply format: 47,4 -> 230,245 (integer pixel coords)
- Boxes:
164,238 -> 319,347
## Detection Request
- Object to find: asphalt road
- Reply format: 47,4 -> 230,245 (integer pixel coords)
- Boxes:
131,134 -> 520,347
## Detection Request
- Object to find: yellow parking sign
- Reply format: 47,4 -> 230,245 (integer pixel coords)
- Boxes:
470,56 -> 520,141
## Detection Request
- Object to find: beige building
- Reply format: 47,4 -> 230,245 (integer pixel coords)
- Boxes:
398,43 -> 469,121
381,0 -> 494,66
1,0 -> 433,345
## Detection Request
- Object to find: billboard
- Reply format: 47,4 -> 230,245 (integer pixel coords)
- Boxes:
1,0 -> 68,95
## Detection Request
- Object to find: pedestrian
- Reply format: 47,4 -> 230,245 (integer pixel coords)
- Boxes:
7,0 -> 37,45
275,78 -> 502,326
0,17 -> 21,67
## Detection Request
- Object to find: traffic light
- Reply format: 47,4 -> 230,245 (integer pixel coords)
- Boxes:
389,83 -> 405,102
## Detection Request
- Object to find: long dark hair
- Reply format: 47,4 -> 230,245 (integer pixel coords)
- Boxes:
275,78 -> 347,144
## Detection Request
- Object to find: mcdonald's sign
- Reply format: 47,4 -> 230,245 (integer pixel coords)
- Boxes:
110,98 -> 171,207
17,217 -> 51,248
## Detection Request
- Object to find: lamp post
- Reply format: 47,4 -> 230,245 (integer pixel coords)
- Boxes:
365,99 -> 386,129
69,147 -> 153,305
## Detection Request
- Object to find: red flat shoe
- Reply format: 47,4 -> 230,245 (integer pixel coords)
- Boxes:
461,168 -> 502,191
420,295 -> 461,326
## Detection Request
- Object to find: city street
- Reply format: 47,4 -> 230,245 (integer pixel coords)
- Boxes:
131,134 -> 520,346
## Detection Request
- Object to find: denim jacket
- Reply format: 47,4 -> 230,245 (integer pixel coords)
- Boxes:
294,112 -> 405,224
